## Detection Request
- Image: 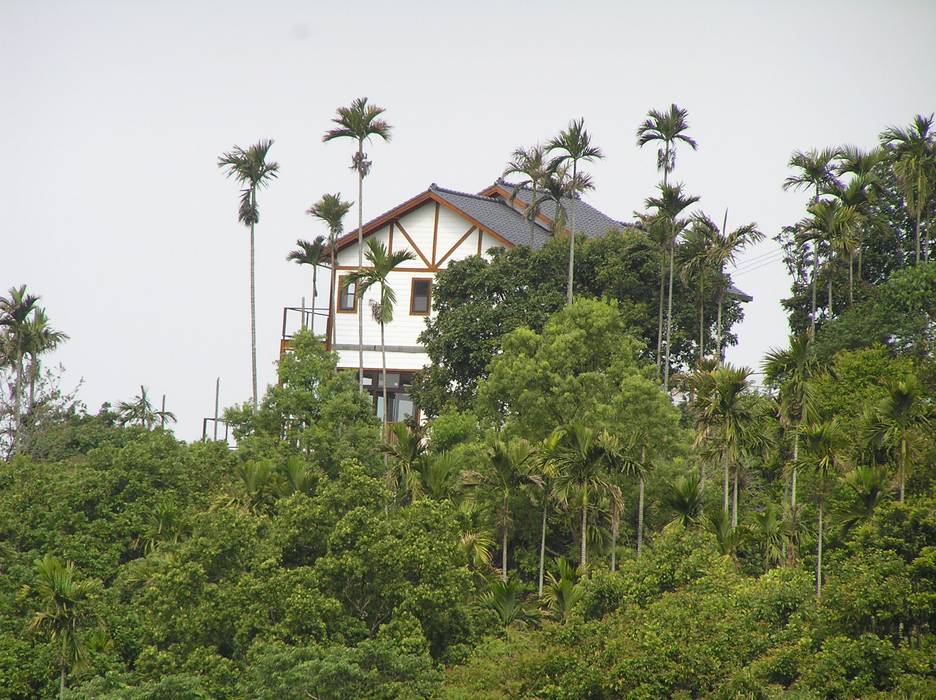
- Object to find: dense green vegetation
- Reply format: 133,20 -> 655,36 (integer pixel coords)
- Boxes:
2,109 -> 935,698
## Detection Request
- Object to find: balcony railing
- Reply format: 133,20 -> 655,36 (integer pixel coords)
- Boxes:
281,305 -> 331,355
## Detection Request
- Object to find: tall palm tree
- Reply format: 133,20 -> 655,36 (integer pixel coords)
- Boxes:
552,423 -> 618,572
691,364 -> 767,526
533,429 -> 563,595
863,374 -> 931,502
116,386 -> 176,430
705,214 -> 763,358
0,285 -> 39,436
548,119 -> 604,305
21,308 -> 68,415
307,193 -> 354,349
26,554 -> 99,700
763,333 -> 818,514
636,103 -> 698,187
344,239 -> 414,428
794,420 -> 845,598
796,199 -> 850,320
323,97 -> 392,390
503,144 -> 551,247
680,215 -> 719,360
645,183 -> 700,390
828,172 -> 880,303
783,148 -> 840,334
472,437 -> 536,581
218,140 -> 279,407
286,237 -> 328,330
880,114 -> 935,264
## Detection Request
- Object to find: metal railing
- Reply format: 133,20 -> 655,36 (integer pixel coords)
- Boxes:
281,305 -> 331,344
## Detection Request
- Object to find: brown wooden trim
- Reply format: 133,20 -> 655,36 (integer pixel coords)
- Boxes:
336,365 -> 424,374
394,221 -> 434,268
428,192 -> 516,250
335,265 -> 438,273
388,221 -> 394,254
436,225 -> 476,267
409,278 -> 433,316
332,190 -> 434,252
431,202 -> 440,266
476,228 -> 483,255
480,183 -> 555,231
336,274 -> 358,313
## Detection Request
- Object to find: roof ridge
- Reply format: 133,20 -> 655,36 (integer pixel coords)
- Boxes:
430,183 -> 501,203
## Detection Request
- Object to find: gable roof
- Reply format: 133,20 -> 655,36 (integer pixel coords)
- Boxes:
429,184 -> 552,249
481,179 -> 628,240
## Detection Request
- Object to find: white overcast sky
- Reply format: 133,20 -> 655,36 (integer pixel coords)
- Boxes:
3,1 -> 935,441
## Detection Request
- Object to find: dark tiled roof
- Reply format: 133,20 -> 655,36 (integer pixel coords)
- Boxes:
429,184 -> 552,249
493,179 -> 627,240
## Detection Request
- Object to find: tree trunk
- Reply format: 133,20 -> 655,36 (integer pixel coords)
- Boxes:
914,209 -> 921,265
312,264 -> 318,332
664,242 -> 675,392
529,183 -> 537,248
580,492 -> 588,571
357,141 -> 365,391
249,192 -> 258,408
698,278 -> 705,362
501,498 -> 509,582
610,504 -> 618,572
791,431 -> 799,509
656,258 -> 666,370
538,496 -> 547,595
380,320 -> 388,429
811,184 -> 820,336
329,234 -> 338,350
723,457 -> 730,514
731,464 -> 739,528
637,474 -> 645,558
848,252 -> 854,306
566,162 -> 577,306
716,293 -> 724,361
816,497 -> 824,598
59,665 -> 66,700
827,277 -> 833,318
27,358 -> 37,416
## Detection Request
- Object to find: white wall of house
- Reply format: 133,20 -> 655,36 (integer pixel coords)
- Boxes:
331,198 -> 503,372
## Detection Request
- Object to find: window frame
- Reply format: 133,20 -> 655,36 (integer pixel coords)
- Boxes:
409,278 -> 433,316
337,274 -> 358,313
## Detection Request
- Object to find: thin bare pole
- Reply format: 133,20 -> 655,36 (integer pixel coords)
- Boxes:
213,377 -> 220,441
301,296 -> 307,330
161,395 -> 166,429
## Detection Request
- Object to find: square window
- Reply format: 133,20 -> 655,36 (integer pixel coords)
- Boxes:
410,279 -> 432,315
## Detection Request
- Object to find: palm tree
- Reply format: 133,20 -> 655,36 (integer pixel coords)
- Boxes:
645,184 -> 700,390
25,554 -> 99,699
381,422 -> 428,502
763,333 -> 818,514
21,308 -> 68,415
880,114 -> 935,264
481,578 -> 530,632
552,424 -> 618,572
794,420 -> 845,598
691,364 -> 767,526
783,148 -> 840,333
471,437 -> 536,581
662,473 -> 703,528
541,558 -> 586,622
701,213 -> 763,358
0,285 -> 39,436
828,172 -> 879,303
704,509 -> 747,559
547,119 -> 604,305
636,103 -> 698,187
796,199 -> 849,319
836,465 -> 889,534
116,386 -> 176,429
286,236 -> 328,330
863,374 -> 931,502
344,239 -> 415,428
533,429 -> 562,595
307,193 -> 354,349
503,144 -> 551,247
680,215 -> 719,360
323,97 -> 392,390
218,140 -> 279,407
751,503 -> 784,571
